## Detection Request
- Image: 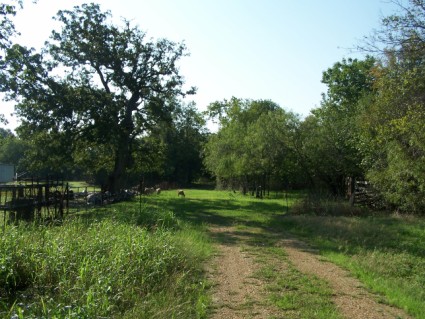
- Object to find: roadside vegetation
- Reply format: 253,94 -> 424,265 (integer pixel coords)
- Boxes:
0,197 -> 212,318
1,189 -> 424,318
145,189 -> 425,318
142,190 -> 425,318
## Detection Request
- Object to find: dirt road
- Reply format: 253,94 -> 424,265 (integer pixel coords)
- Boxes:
207,226 -> 412,319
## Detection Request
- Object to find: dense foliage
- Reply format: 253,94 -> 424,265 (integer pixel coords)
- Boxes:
0,0 -> 22,124
2,1 -> 425,212
204,1 -> 425,212
204,98 -> 301,194
356,0 -> 425,212
0,3 -> 196,190
297,57 -> 376,195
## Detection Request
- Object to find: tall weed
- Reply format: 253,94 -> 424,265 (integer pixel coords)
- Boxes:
0,204 -> 210,318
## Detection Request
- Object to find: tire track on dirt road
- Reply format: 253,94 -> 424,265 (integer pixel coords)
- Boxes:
207,226 -> 278,319
280,237 -> 413,319
207,226 -> 413,319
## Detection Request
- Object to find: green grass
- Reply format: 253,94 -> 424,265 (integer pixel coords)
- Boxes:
277,214 -> 425,319
144,189 -> 342,318
268,267 -> 341,319
1,188 -> 424,318
146,189 -> 424,318
143,188 -> 296,227
67,181 -> 100,192
0,196 -> 212,318
248,236 -> 342,319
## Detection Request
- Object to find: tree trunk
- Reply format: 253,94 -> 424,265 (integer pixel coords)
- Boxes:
108,131 -> 132,194
242,175 -> 248,195
108,145 -> 129,194
108,101 -> 137,194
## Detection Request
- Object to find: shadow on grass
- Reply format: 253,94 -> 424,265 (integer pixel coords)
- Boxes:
273,214 -> 425,258
159,197 -> 287,226
163,194 -> 425,260
70,191 -> 425,259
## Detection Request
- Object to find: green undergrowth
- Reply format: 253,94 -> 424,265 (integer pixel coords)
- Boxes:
278,214 -> 425,319
267,266 -> 341,319
0,198 -> 212,318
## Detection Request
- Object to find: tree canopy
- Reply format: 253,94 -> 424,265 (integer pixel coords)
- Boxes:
204,98 -> 300,193
352,0 -> 425,211
303,57 -> 377,194
1,3 -> 194,191
0,0 -> 22,124
2,1 -> 425,213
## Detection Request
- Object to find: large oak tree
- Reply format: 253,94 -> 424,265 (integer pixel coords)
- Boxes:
1,3 -> 194,191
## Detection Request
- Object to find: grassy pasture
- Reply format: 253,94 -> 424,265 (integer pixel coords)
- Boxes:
1,188 -> 424,318
144,189 -> 343,318
146,189 -> 425,318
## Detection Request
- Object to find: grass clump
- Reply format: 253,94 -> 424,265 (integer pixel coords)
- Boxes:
0,201 -> 211,318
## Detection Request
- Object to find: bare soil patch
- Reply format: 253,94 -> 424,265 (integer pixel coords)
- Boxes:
207,226 -> 277,319
207,226 -> 413,319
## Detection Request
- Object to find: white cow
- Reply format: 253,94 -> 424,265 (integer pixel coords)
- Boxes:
177,189 -> 185,197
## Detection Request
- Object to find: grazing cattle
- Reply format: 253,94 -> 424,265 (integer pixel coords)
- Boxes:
177,189 -> 185,197
144,187 -> 155,195
87,192 -> 102,205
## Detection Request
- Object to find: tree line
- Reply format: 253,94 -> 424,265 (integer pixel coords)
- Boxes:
1,1 -> 425,212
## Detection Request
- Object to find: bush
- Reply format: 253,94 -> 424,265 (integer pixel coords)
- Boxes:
290,192 -> 367,216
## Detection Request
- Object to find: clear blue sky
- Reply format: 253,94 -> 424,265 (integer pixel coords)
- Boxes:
2,0 -> 400,131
